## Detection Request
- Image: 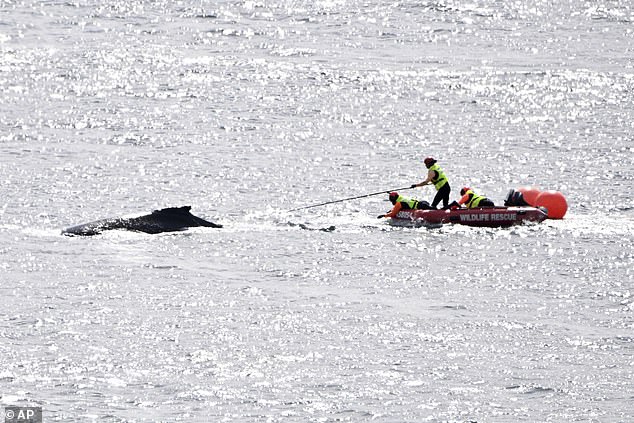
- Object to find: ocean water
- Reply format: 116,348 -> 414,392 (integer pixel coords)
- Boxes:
1,1 -> 633,422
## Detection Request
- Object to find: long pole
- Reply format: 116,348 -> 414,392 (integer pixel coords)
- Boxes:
288,186 -> 414,212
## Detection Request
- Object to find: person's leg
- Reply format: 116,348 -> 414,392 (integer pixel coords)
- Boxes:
442,184 -> 451,208
431,184 -> 451,209
417,200 -> 432,210
447,200 -> 460,209
433,184 -> 450,209
431,190 -> 443,209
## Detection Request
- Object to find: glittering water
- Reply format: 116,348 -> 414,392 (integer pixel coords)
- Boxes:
1,1 -> 633,422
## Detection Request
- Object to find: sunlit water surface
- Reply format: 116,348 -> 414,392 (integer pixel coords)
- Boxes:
1,1 -> 633,422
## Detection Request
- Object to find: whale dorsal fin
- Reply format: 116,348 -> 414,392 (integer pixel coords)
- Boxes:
152,206 -> 192,215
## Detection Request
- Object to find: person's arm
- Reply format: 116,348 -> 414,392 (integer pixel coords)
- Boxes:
411,169 -> 436,188
458,193 -> 470,205
384,202 -> 403,218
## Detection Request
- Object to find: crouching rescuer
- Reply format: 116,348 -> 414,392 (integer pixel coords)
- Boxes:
378,192 -> 434,219
448,187 -> 495,209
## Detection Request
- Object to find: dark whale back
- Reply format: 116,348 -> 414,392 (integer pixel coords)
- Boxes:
62,206 -> 222,236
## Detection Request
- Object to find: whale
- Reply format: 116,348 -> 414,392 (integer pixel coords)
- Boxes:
62,206 -> 222,236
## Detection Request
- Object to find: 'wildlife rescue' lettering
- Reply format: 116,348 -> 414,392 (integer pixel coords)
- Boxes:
459,213 -> 517,222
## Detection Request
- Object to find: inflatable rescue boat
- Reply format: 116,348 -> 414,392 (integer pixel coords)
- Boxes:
388,206 -> 548,228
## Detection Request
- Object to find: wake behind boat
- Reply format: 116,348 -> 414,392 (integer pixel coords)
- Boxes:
387,206 -> 548,228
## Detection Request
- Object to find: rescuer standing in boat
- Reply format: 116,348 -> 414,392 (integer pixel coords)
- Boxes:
410,157 -> 451,209
377,192 -> 433,219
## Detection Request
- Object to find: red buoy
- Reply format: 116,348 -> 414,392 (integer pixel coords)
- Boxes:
535,190 -> 568,219
517,186 -> 541,206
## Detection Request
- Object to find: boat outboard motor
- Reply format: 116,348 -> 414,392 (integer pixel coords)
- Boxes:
504,189 -> 530,207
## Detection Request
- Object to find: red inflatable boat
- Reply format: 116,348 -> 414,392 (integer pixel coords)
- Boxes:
388,206 -> 548,228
